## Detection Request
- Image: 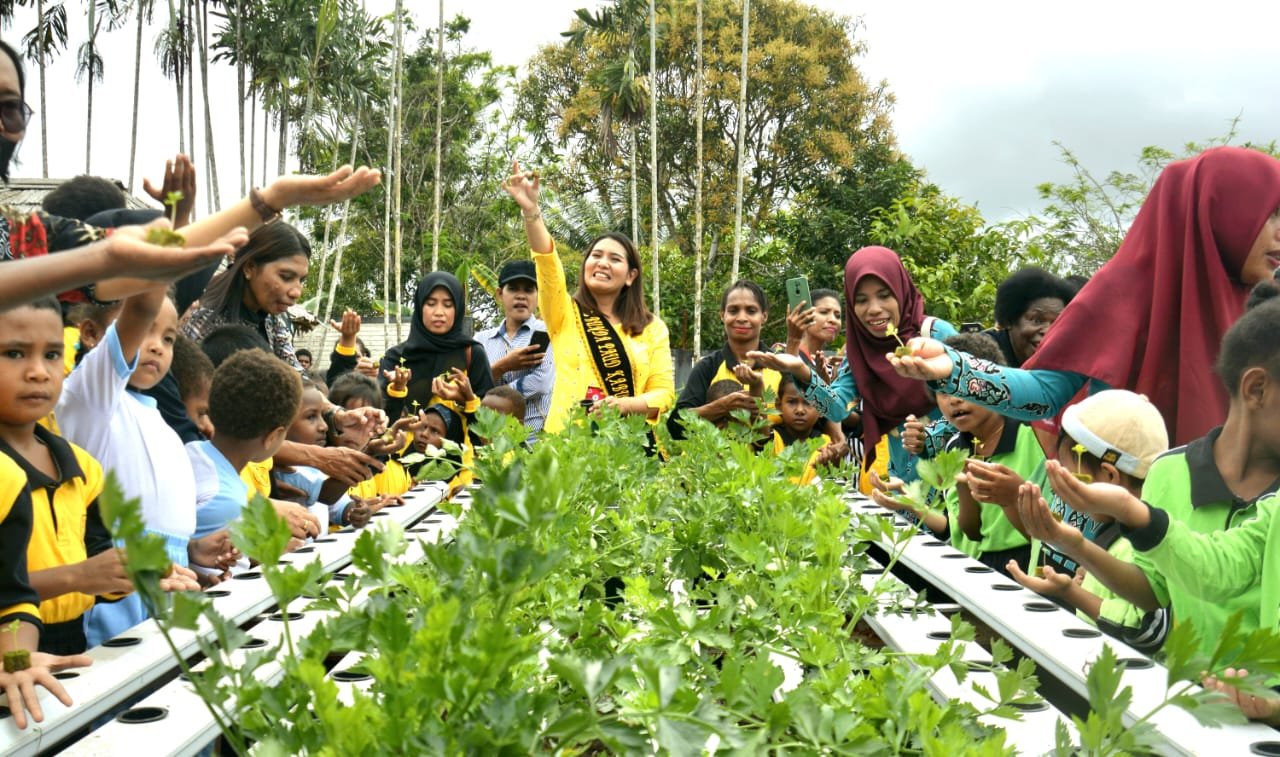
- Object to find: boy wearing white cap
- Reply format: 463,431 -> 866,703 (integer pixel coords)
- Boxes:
1007,390 -> 1172,652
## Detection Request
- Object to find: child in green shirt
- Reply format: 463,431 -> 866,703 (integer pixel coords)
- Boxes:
1028,291 -> 1280,724
1005,389 -> 1170,651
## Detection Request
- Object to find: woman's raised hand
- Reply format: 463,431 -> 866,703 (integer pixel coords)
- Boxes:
785,301 -> 815,345
887,337 -> 954,381
502,160 -> 541,212
264,165 -> 382,209
745,350 -> 811,383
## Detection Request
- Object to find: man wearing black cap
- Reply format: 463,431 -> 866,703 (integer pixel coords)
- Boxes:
475,260 -> 554,437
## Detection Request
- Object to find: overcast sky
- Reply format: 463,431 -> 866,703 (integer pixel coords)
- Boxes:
6,0 -> 1277,223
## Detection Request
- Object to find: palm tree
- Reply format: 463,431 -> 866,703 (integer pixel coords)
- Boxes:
126,0 -> 154,190
19,0 -> 67,177
647,0 -> 658,313
156,0 -> 188,153
234,0 -> 244,195
730,0 -> 750,282
430,0 -> 442,273
565,0 -> 651,243
692,0 -> 704,360
78,0 -> 127,173
194,0 -> 220,212
391,0 -> 405,338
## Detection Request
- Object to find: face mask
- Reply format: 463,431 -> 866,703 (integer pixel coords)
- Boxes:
0,134 -> 17,183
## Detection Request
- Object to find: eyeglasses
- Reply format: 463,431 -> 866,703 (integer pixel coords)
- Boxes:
0,99 -> 33,133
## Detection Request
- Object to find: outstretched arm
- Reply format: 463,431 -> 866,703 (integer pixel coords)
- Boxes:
503,160 -> 552,254
889,338 -> 1088,421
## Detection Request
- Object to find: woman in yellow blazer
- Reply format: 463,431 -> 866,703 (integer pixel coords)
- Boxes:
503,161 -> 675,433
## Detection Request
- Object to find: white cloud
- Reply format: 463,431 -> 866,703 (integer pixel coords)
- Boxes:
6,0 -> 1277,222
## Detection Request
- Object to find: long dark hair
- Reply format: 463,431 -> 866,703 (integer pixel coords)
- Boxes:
196,221 -> 311,319
572,232 -> 653,337
0,39 -> 26,183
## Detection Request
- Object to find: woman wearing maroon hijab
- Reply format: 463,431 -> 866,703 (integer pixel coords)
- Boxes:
751,246 -> 958,480
889,146 -> 1280,447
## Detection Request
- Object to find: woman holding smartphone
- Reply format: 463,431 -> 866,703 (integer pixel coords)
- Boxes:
751,246 -> 957,482
503,161 -> 675,434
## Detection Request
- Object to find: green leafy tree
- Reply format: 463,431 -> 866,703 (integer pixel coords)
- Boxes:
299,16 -> 513,321
867,182 -> 1054,327
19,0 -> 68,177
1026,125 -> 1280,274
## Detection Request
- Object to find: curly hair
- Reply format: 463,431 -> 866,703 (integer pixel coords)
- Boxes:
944,332 -> 1006,366
993,267 -> 1078,328
1217,283 -> 1280,392
41,176 -> 128,221
170,333 -> 215,401
329,371 -> 382,410
483,384 -> 526,419
208,349 -> 302,440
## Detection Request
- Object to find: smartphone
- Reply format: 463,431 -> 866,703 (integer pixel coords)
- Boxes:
960,322 -> 984,334
785,277 -> 812,311
529,330 -> 551,353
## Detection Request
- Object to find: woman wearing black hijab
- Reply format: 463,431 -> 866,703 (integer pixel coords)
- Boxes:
379,272 -> 495,420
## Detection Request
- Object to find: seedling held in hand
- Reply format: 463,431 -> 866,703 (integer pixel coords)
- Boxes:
2,620 -> 29,672
1071,443 -> 1093,483
145,191 -> 187,247
891,447 -> 969,515
885,322 -> 912,357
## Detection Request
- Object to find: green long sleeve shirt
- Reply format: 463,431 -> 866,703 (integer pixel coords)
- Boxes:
1130,496 -> 1278,634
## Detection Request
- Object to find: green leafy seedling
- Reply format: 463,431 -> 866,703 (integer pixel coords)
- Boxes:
970,436 -> 983,459
1071,443 -> 1093,483
3,620 -> 29,672
885,322 -> 912,357
145,191 -> 187,247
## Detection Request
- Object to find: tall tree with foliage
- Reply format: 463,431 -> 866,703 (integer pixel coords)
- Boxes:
300,16 -> 512,319
77,0 -> 126,172
1025,129 -> 1280,274
19,0 -> 67,177
729,0 -> 748,283
563,0 -> 653,248
125,0 -> 154,190
520,0 -> 894,347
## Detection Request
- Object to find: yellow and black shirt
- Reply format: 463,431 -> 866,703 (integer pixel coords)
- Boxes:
0,452 -> 41,628
0,425 -> 109,651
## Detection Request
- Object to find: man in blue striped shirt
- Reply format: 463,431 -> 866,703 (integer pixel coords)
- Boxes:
475,260 -> 554,438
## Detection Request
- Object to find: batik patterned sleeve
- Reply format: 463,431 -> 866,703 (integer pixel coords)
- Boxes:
801,362 -> 859,423
927,345 -> 1089,421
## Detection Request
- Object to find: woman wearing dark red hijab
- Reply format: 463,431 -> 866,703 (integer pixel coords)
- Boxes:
751,246 -> 958,480
889,146 -> 1280,447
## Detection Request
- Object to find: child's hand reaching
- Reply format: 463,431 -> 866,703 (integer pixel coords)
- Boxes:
1202,668 -> 1280,725
1045,460 -> 1149,527
965,459 -> 1025,508
384,365 -> 411,392
365,426 -> 408,457
0,651 -> 93,729
158,564 -> 202,592
432,367 -> 475,404
1015,482 -> 1085,552
1006,561 -> 1082,599
731,362 -> 764,395
329,308 -> 362,349
345,499 -> 372,529
902,414 -> 926,455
